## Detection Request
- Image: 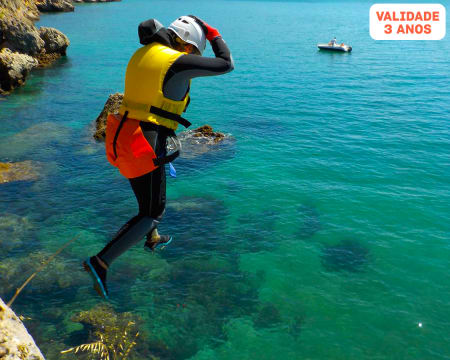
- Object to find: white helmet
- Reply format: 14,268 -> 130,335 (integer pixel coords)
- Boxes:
168,16 -> 206,55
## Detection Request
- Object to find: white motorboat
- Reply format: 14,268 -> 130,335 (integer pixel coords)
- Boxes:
317,43 -> 352,52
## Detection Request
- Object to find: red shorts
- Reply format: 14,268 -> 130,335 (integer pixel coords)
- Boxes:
105,114 -> 158,179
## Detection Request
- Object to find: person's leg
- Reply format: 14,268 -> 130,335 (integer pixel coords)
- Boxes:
145,163 -> 173,251
85,169 -> 157,298
144,129 -> 173,251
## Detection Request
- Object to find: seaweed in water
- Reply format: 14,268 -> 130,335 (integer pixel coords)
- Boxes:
287,314 -> 305,339
297,204 -> 321,239
0,213 -> 33,256
321,239 -> 370,273
161,196 -> 230,258
63,303 -> 156,360
140,254 -> 262,359
228,210 -> 281,253
253,303 -> 282,329
0,251 -> 84,300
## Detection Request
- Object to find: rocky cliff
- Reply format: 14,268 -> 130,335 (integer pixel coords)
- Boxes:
0,0 -> 69,95
0,297 -> 45,360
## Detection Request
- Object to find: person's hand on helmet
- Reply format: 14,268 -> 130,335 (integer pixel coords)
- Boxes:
188,15 -> 221,41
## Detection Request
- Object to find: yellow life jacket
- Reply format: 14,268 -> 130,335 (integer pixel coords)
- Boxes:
118,43 -> 191,130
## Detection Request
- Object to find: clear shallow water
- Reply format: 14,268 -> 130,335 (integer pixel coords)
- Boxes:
1,0 -> 449,359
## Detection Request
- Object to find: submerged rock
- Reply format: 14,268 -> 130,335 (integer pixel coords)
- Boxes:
228,210 -> 281,253
0,297 -> 45,360
0,122 -> 71,158
0,251 -> 85,297
253,303 -> 282,329
321,239 -> 370,273
145,254 -> 261,359
162,196 -> 230,256
35,0 -> 74,12
0,161 -> 40,183
0,213 -> 33,254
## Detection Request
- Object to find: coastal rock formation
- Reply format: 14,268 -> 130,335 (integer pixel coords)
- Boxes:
0,297 -> 45,360
93,92 -> 123,140
0,161 -> 40,183
37,27 -> 70,66
0,0 -> 41,22
0,7 -> 44,56
38,27 -> 69,55
34,0 -> 74,12
73,0 -> 121,3
93,93 -> 230,151
0,0 -> 69,94
34,0 -> 122,12
0,49 -> 38,94
191,124 -> 225,143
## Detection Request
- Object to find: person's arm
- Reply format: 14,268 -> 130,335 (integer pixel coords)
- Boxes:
163,21 -> 234,101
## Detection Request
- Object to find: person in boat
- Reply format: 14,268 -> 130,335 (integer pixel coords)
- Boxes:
83,15 -> 234,299
330,37 -> 337,46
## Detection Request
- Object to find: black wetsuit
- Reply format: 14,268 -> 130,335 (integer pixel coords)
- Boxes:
97,22 -> 234,266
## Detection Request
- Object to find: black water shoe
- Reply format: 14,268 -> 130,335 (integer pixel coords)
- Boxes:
144,234 -> 173,252
83,256 -> 109,299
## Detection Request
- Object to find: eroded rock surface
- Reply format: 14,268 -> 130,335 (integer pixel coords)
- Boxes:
0,297 -> 45,360
93,92 -> 123,140
75,0 -> 121,3
0,0 -> 70,94
37,27 -> 70,66
0,49 -> 38,94
0,0 -> 44,56
39,27 -> 69,55
34,0 -> 74,12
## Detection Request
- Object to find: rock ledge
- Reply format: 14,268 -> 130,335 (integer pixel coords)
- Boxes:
0,297 -> 45,359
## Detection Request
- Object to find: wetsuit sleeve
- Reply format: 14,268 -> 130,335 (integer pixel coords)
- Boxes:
163,37 -> 234,101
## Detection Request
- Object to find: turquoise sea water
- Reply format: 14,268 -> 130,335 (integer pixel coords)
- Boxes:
1,0 -> 449,359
